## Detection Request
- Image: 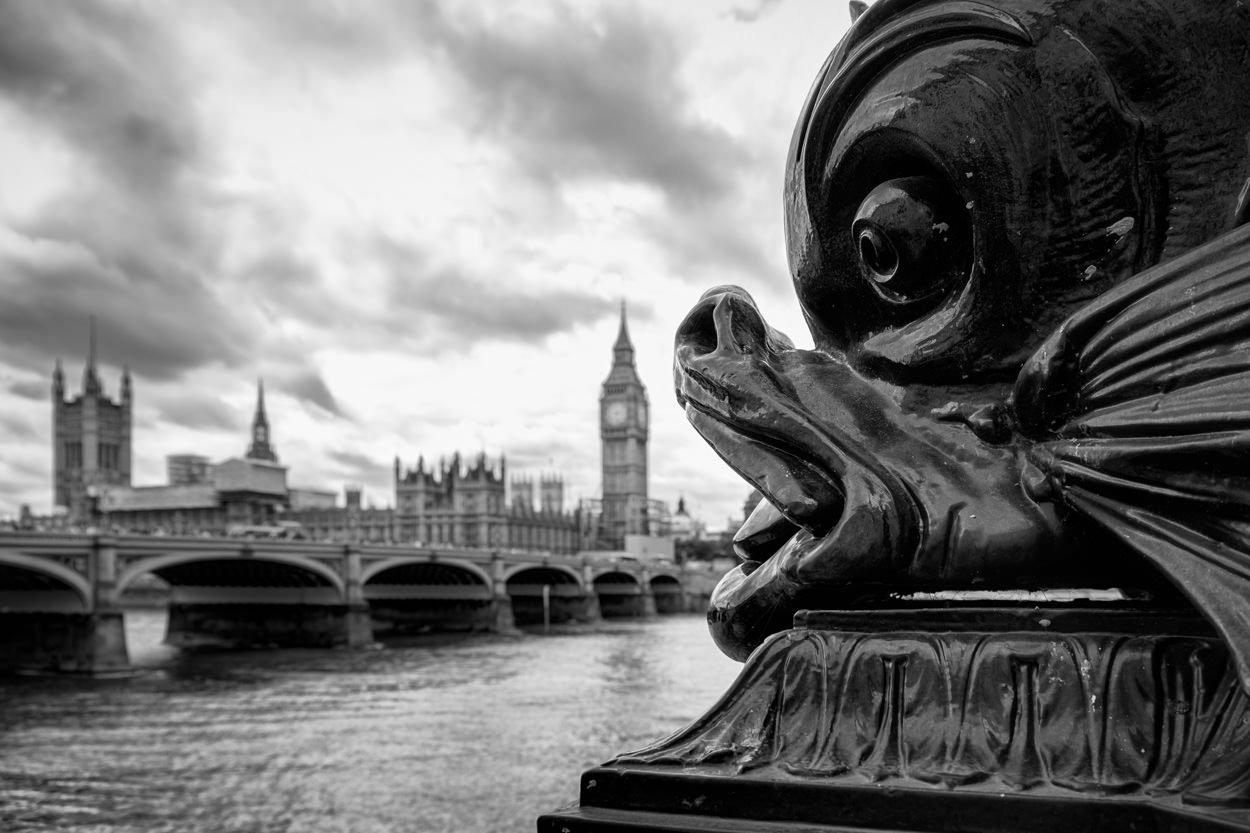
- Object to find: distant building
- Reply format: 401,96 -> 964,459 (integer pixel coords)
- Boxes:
624,533 -> 674,560
578,496 -> 672,553
511,474 -> 568,515
53,320 -> 132,522
670,496 -> 705,541
742,489 -> 764,524
511,475 -> 534,512
167,454 -> 213,485
539,474 -> 564,514
97,455 -> 289,533
395,453 -> 580,553
93,381 -> 290,533
288,488 -> 337,510
44,350 -> 596,553
245,379 -> 278,462
594,302 -> 650,548
285,485 -> 395,543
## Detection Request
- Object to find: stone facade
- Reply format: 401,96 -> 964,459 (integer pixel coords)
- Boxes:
92,380 -> 290,534
47,352 -> 582,552
166,454 -> 212,485
394,453 -> 580,553
284,487 -> 395,543
53,321 -> 132,521
598,303 -> 650,547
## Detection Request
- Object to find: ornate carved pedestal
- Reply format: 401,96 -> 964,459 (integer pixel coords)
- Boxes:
539,607 -> 1250,832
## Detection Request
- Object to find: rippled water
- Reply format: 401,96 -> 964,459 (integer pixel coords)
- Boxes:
0,611 -> 741,832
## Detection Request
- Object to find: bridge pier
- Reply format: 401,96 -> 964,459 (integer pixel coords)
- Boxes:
343,546 -> 376,647
579,591 -> 602,622
491,554 -> 519,633
0,611 -> 130,674
492,595 -> 518,632
88,537 -> 131,671
578,563 -> 602,623
642,587 -> 658,617
0,536 -> 132,674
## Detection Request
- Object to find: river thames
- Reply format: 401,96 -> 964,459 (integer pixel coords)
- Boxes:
0,611 -> 742,832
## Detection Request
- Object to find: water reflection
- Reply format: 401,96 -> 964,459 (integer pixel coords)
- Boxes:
0,610 -> 740,833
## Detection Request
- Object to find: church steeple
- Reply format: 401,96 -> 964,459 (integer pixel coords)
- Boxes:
83,316 -> 102,396
613,300 -> 635,365
605,301 -> 643,390
599,298 -> 649,547
246,378 -> 278,462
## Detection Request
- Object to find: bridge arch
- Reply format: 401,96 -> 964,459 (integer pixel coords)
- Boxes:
649,574 -> 685,614
503,562 -> 583,588
362,557 -> 491,588
592,570 -> 643,591
363,559 -> 494,636
506,565 -> 590,626
0,550 -> 91,612
116,551 -> 346,599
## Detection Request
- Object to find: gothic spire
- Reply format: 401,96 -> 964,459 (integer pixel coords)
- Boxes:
246,378 -> 278,462
83,315 -> 102,396
605,300 -> 643,388
613,299 -> 634,362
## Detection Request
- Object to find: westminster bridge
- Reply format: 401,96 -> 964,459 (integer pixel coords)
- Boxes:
0,532 -> 710,674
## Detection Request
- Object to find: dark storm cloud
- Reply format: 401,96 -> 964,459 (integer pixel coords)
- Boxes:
0,3 -> 198,195
0,412 -> 37,442
0,2 -> 257,380
283,371 -> 345,419
328,449 -> 386,478
210,2 -> 776,285
639,210 -> 777,285
376,236 -> 623,348
231,3 -> 750,206
728,0 -> 785,23
7,379 -> 47,402
245,251 -> 339,328
153,395 -> 241,433
405,4 -> 749,207
0,252 -> 252,380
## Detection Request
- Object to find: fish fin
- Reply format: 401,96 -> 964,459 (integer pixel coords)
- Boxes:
849,1 -> 869,23
1014,223 -> 1250,690
1236,175 -> 1250,228
1059,486 -> 1250,690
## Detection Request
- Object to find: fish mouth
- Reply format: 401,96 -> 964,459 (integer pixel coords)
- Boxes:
680,395 -> 845,537
679,397 -> 840,570
673,286 -> 916,586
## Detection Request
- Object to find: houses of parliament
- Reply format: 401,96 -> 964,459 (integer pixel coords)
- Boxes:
45,307 -> 676,553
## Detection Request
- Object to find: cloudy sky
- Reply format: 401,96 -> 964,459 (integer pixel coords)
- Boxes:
0,0 -> 851,529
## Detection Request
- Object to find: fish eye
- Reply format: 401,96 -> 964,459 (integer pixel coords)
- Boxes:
857,225 -> 899,281
851,176 -> 969,305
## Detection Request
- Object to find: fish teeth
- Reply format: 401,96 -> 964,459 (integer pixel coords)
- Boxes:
733,498 -> 801,562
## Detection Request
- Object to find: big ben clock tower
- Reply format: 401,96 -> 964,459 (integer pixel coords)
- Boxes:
600,302 -> 649,547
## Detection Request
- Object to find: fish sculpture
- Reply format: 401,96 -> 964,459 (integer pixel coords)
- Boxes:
674,0 -> 1250,687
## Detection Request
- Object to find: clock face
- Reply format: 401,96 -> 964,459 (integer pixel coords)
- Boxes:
606,401 -> 628,426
